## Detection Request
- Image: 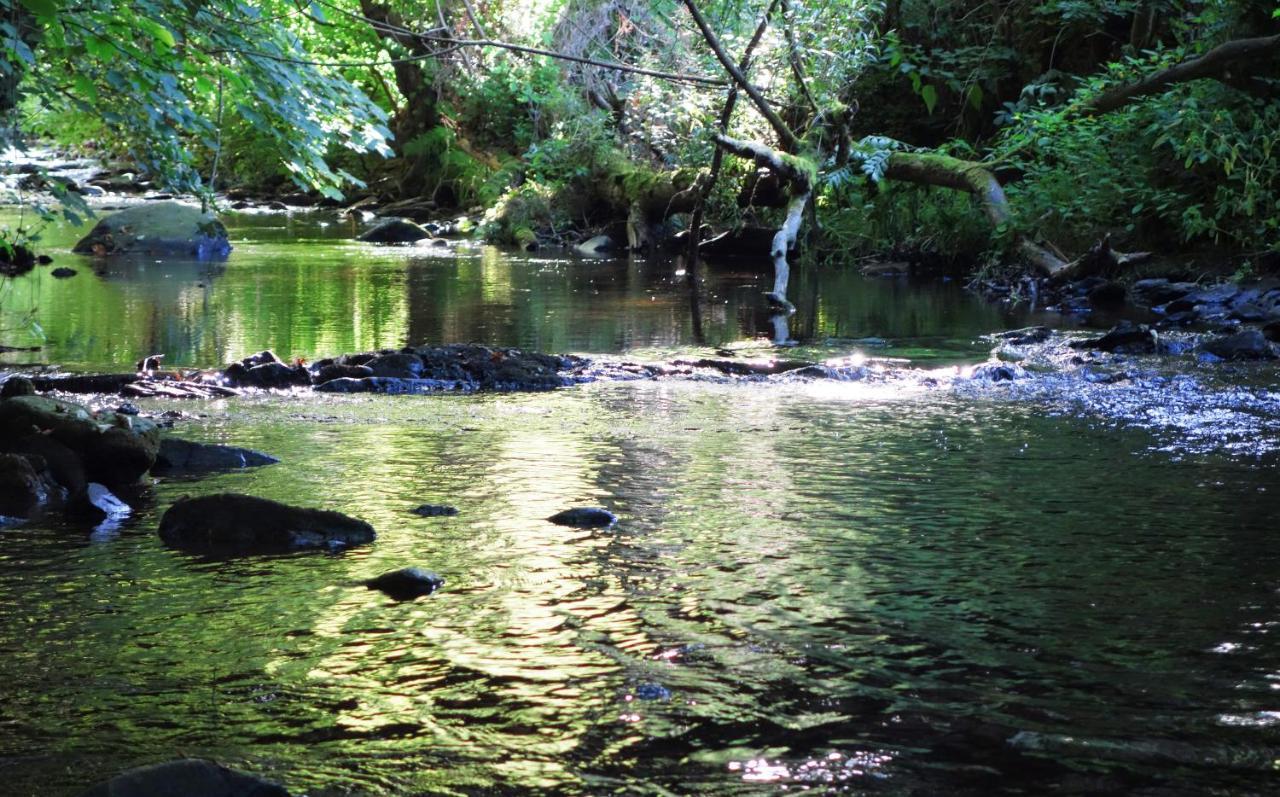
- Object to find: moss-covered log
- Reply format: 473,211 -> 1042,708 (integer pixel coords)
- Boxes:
883,151 -> 1069,275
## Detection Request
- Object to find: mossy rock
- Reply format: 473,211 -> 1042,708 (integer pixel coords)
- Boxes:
73,201 -> 231,259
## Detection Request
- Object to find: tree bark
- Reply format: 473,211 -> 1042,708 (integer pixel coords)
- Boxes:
1080,34 -> 1280,116
882,152 -> 1070,275
358,0 -> 441,196
713,133 -> 812,306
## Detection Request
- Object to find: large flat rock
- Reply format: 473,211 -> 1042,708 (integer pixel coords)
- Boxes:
73,201 -> 231,259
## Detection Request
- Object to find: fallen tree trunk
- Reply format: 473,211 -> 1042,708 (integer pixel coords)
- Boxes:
1080,33 -> 1280,116
882,151 -> 1070,275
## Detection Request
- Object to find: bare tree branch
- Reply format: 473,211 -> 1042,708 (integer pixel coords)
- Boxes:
681,0 -> 802,151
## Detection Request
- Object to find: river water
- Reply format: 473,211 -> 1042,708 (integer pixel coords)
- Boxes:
1,207 -> 1278,795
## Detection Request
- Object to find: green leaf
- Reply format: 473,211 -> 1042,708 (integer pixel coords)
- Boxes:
19,0 -> 57,20
73,74 -> 98,102
84,36 -> 112,59
966,84 -> 983,111
921,84 -> 938,115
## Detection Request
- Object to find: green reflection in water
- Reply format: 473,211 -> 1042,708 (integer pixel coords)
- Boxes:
1,205 -> 1036,372
1,382 -> 1277,795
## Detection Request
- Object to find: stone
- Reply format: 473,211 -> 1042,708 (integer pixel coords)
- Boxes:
51,267 -> 77,278
158,493 -> 376,553
357,218 -> 431,244
0,396 -> 159,487
313,363 -> 374,384
968,363 -> 1027,382
1087,281 -> 1126,309
1198,330 -> 1277,361
1263,320 -> 1280,342
0,453 -> 55,517
364,567 -> 445,600
995,326 -> 1051,346
152,437 -> 280,474
1069,321 -> 1157,354
1184,283 -> 1240,305
364,352 -> 424,379
411,504 -> 458,517
224,361 -> 309,389
72,202 -> 231,259
76,758 -> 290,797
1131,279 -> 1197,306
574,235 -> 618,257
1,434 -> 86,499
0,376 -> 35,398
548,507 -> 617,528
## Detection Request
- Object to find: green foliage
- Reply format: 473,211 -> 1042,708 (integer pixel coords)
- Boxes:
994,69 -> 1280,251
2,0 -> 392,198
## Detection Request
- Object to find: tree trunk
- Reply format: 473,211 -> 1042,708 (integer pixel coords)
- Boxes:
358,0 -> 441,197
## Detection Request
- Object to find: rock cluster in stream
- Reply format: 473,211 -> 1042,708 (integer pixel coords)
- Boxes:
0,389 -> 276,523
221,344 -> 583,393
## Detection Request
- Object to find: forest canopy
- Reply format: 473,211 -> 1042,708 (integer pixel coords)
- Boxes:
3,0 -> 1278,274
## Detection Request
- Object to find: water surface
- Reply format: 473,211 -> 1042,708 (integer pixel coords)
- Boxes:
0,206 -> 1277,796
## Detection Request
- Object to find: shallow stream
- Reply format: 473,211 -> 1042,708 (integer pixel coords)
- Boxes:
1,207 -> 1277,795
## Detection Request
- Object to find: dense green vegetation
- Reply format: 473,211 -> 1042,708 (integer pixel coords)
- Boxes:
3,0 -> 1278,274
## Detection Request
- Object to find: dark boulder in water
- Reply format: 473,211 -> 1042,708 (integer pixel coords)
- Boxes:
1069,321 -> 1157,354
411,504 -> 458,517
548,507 -> 617,528
0,453 -> 58,518
364,567 -> 445,600
152,438 -> 279,474
365,352 -> 424,379
76,758 -> 290,797
358,219 -> 431,244
1198,330 -> 1277,361
158,493 -> 375,553
72,202 -> 231,259
313,363 -> 374,385
0,376 -> 36,398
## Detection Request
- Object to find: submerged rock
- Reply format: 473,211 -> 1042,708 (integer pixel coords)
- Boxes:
548,507 -> 617,528
364,567 -> 445,600
152,437 -> 279,474
51,267 -> 78,279
76,758 -> 290,797
72,202 -> 231,259
358,218 -> 430,244
158,493 -> 376,553
411,504 -> 458,517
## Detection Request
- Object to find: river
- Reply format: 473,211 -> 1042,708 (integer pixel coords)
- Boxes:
1,206 -> 1277,795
